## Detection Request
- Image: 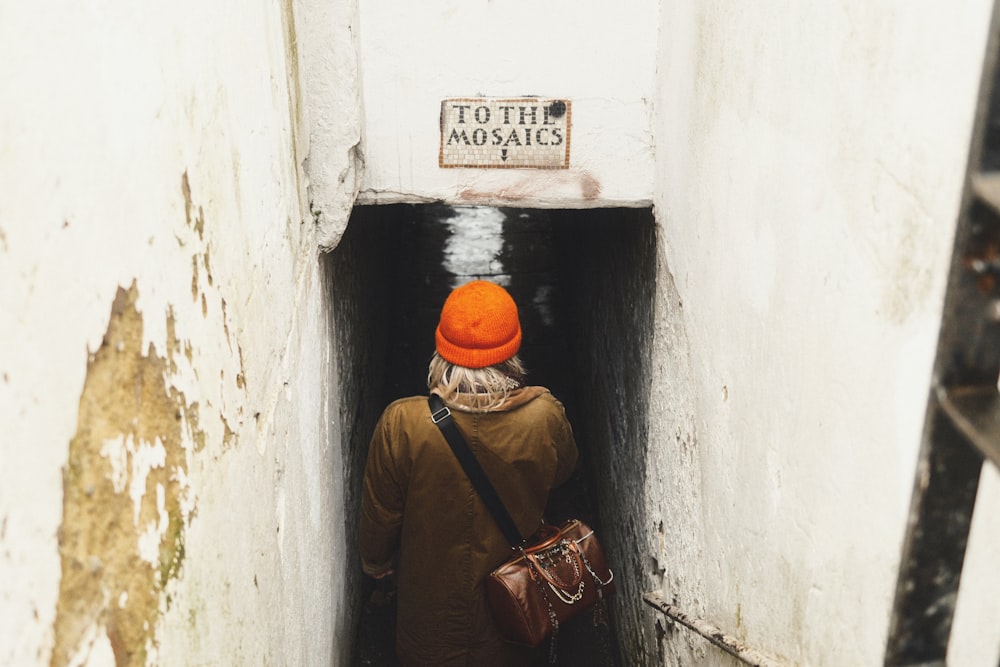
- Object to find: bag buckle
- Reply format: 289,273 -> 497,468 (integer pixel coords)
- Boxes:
430,405 -> 452,424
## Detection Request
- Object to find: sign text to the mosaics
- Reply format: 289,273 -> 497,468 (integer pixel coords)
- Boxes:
439,98 -> 571,169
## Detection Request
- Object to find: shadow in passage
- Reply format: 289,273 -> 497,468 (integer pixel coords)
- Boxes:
349,204 -> 641,666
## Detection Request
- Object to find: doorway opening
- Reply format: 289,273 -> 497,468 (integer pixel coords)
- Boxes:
323,204 -> 657,665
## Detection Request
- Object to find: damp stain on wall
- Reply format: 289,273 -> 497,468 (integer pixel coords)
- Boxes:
50,282 -> 197,667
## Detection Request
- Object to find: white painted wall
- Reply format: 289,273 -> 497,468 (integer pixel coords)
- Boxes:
353,0 -> 658,208
0,1 -> 359,664
651,1 -> 1000,665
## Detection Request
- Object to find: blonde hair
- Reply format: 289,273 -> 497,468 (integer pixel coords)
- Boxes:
427,352 -> 526,412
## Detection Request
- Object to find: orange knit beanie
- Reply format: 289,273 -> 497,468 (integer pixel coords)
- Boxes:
435,280 -> 522,369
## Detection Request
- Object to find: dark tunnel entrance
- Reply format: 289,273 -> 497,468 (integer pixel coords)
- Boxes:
323,204 -> 657,666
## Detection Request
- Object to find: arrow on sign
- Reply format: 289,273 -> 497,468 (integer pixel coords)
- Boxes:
501,149 -> 509,162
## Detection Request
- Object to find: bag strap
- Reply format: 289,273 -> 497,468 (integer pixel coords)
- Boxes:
428,394 -> 525,548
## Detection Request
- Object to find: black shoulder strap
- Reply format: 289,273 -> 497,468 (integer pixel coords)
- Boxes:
428,394 -> 524,547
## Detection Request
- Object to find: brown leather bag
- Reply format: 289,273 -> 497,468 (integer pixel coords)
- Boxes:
486,519 -> 616,647
428,395 -> 615,651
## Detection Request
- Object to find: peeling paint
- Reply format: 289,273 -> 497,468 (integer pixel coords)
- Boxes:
236,343 -> 247,391
50,283 -> 197,667
190,255 -> 199,302
188,224 -> 213,320
165,309 -> 180,375
222,416 -> 238,451
203,246 -> 214,286
181,172 -> 205,240
221,298 -> 232,349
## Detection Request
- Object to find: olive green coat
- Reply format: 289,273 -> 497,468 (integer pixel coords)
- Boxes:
360,387 -> 578,667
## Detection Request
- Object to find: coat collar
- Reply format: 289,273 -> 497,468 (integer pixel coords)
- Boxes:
434,386 -> 549,413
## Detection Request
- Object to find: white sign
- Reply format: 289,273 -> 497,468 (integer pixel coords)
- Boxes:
439,98 -> 572,169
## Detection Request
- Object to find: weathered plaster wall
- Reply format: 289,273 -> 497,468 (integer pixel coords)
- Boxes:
300,0 -> 364,249
353,0 -> 658,209
649,1 -> 1000,665
0,1 -> 359,664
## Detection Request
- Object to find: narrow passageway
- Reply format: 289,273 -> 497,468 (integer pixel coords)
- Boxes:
350,204 -> 615,665
328,204 -> 657,666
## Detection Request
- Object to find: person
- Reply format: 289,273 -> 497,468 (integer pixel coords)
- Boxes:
359,280 -> 579,666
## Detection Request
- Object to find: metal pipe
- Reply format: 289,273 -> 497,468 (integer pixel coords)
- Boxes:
642,591 -> 786,667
